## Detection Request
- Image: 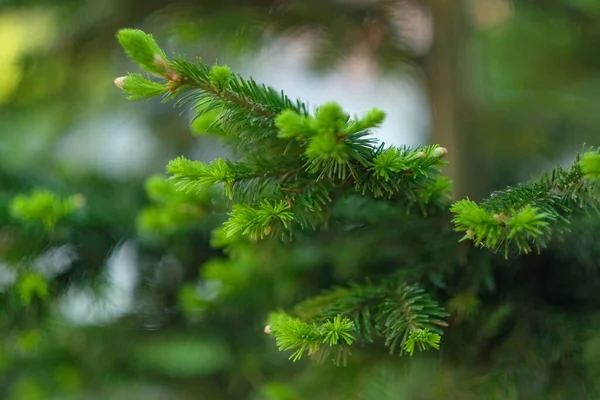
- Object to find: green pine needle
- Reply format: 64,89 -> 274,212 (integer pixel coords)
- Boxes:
371,147 -> 411,181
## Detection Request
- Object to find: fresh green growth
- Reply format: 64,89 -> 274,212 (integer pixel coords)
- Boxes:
10,189 -> 82,230
136,174 -> 216,236
581,151 -> 600,180
293,282 -> 448,356
116,29 -> 169,75
18,273 -> 49,304
223,200 -> 294,240
267,313 -> 354,364
166,157 -> 236,199
116,29 -> 451,239
403,329 -> 441,356
115,74 -> 168,99
451,150 -> 600,257
208,65 -> 234,92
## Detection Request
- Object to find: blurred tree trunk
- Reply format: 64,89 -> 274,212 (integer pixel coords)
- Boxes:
421,0 -> 473,200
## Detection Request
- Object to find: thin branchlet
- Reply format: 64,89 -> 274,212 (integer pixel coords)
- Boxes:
452,150 -> 600,257
181,76 -> 279,120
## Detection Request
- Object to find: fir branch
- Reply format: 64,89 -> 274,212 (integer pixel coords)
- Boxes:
115,29 -> 308,149
115,29 -> 452,240
355,144 -> 450,204
166,157 -> 236,198
136,175 -> 213,236
403,328 -> 441,356
10,189 -> 83,231
451,150 -> 600,257
381,283 -> 448,355
266,313 -> 354,364
223,200 -> 294,240
293,281 -> 448,356
166,57 -> 310,147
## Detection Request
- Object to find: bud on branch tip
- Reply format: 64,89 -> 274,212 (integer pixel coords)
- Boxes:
114,76 -> 126,89
433,147 -> 448,159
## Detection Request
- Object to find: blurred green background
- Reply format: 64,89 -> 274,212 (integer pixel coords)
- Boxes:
2,0 -> 600,398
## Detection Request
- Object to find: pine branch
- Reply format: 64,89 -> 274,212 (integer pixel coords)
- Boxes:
266,313 -> 355,365
292,281 -> 448,357
10,189 -> 83,231
223,199 -> 294,240
451,150 -> 600,257
166,157 -> 236,198
136,175 -> 216,236
114,28 -> 451,240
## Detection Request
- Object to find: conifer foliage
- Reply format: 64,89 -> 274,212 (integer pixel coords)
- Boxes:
114,28 -> 600,369
452,151 -> 600,257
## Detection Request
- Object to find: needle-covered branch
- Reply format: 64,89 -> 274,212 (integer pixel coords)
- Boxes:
136,175 -> 217,236
115,28 -> 453,362
291,281 -> 448,357
223,200 -> 294,240
266,313 -> 355,365
451,150 -> 600,257
10,189 -> 83,231
115,28 -> 451,240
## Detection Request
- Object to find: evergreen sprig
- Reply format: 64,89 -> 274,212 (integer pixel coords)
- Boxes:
451,150 -> 600,257
223,200 -> 294,240
136,175 -> 215,236
267,313 -> 354,364
116,29 -> 168,76
167,56 -> 308,147
115,73 -> 168,99
115,28 -> 454,362
10,189 -> 83,230
115,28 -> 451,240
18,273 -> 49,305
293,281 -> 448,356
167,157 -> 236,198
403,328 -> 441,356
